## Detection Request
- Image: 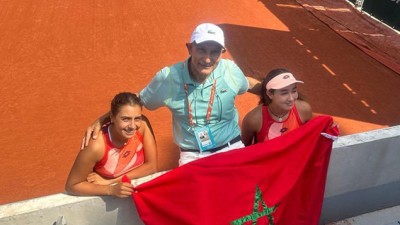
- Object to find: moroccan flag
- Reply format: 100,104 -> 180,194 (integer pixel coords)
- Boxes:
132,115 -> 338,225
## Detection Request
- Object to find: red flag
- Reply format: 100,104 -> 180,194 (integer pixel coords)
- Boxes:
132,116 -> 338,225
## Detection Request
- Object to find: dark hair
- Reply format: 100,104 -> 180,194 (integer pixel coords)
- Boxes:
259,68 -> 306,105
110,92 -> 143,116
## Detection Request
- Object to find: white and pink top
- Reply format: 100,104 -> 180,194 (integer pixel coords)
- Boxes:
94,125 -> 145,178
256,105 -> 303,142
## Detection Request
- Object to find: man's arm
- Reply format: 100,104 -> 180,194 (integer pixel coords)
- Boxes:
246,76 -> 261,95
80,112 -> 111,149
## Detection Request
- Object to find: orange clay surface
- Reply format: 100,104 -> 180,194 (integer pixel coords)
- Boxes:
1,0 -> 399,204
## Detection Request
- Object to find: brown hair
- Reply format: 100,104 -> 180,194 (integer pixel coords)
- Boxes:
110,92 -> 143,116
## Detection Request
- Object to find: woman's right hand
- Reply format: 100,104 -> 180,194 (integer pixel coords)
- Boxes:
109,182 -> 134,198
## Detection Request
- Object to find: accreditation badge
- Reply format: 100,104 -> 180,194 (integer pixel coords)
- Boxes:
194,126 -> 216,152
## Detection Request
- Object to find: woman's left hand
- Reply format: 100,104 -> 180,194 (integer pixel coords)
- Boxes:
87,172 -> 113,185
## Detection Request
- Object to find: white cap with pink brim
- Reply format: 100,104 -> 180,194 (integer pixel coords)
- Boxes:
266,73 -> 304,91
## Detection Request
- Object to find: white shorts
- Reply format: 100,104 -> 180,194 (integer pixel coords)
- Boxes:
179,140 -> 245,166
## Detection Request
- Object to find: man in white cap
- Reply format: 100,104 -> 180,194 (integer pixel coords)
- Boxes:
83,23 -> 260,165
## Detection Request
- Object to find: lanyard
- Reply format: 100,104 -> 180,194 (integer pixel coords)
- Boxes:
184,79 -> 217,127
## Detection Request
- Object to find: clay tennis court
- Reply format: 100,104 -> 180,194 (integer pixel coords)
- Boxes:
1,0 -> 399,204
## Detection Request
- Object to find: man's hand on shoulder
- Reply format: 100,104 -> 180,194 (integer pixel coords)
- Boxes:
80,112 -> 111,150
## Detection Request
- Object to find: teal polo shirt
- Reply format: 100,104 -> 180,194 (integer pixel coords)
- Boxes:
140,58 -> 249,150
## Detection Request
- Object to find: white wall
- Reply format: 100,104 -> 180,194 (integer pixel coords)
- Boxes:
321,125 -> 400,224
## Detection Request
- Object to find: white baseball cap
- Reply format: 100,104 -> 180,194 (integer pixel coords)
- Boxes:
190,23 -> 225,48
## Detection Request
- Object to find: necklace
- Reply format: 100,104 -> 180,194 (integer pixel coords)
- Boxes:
108,125 -> 128,147
268,107 -> 289,122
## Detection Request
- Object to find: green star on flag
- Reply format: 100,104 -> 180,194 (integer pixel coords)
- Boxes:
231,186 -> 278,225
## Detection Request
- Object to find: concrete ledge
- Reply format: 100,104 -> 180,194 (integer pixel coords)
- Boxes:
321,181 -> 400,223
321,125 -> 400,224
327,205 -> 400,225
0,193 -> 144,225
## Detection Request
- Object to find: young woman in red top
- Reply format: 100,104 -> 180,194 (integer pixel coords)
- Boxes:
66,92 -> 157,198
241,68 -> 313,146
